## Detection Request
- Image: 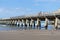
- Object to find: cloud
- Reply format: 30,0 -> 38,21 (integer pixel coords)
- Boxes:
16,8 -> 20,10
0,7 -> 41,18
33,3 -> 40,6
0,7 -> 36,17
33,0 -> 59,6
0,8 -> 11,13
34,0 -> 57,2
0,8 -> 4,12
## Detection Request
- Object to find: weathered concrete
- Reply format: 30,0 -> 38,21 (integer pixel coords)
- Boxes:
0,13 -> 60,30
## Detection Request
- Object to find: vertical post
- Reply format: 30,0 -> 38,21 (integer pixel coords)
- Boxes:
14,20 -> 17,26
21,19 -> 24,30
20,20 -> 22,27
30,19 -> 34,29
10,20 -> 14,25
26,19 -> 29,26
16,20 -> 18,26
17,19 -> 20,27
23,19 -> 29,30
10,20 -> 12,25
12,20 -> 15,25
22,19 -> 27,30
34,20 -> 35,29
22,19 -> 25,26
45,18 -> 48,30
55,17 -> 58,30
36,18 -> 41,29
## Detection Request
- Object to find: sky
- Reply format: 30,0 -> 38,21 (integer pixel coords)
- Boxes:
0,0 -> 60,18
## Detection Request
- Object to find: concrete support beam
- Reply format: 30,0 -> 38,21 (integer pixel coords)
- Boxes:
30,19 -> 34,26
14,20 -> 17,25
17,19 -> 21,26
21,19 -> 24,26
30,19 -> 34,29
10,20 -> 12,25
9,20 -> 14,25
45,18 -> 48,30
10,20 -> 15,25
55,17 -> 58,29
36,18 -> 41,29
22,19 -> 25,26
22,19 -> 28,30
26,19 -> 29,26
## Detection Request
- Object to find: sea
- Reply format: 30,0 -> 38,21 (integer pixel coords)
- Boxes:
0,21 -> 54,31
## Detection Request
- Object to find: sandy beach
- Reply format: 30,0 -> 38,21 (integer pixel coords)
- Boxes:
0,30 -> 60,40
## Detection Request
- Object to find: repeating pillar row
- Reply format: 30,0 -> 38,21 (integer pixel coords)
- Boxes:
9,18 -> 49,30
8,17 -> 60,30
1,16 -> 60,30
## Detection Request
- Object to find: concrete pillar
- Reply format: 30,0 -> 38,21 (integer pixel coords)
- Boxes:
10,20 -> 14,25
22,19 -> 25,26
55,17 -> 58,29
36,18 -> 41,29
21,19 -> 24,26
10,20 -> 12,25
22,19 -> 26,26
20,21 -> 22,27
30,19 -> 34,29
26,19 -> 29,26
14,20 -> 17,25
10,20 -> 15,25
17,19 -> 20,27
22,19 -> 27,30
34,20 -> 35,29
45,18 -> 48,30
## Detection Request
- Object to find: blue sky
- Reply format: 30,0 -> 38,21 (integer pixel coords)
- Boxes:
0,0 -> 60,18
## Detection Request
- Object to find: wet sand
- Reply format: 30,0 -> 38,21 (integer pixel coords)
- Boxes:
0,30 -> 60,40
